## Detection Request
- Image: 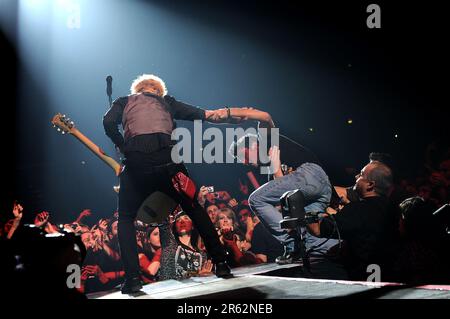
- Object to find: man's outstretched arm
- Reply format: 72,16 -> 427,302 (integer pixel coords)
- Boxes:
205,107 -> 275,127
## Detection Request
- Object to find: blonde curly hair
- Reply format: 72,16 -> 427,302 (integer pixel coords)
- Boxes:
130,74 -> 168,96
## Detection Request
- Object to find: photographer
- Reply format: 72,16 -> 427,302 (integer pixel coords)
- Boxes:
306,161 -> 400,281
231,129 -> 339,264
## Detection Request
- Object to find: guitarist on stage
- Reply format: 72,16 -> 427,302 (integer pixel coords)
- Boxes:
103,74 -> 272,293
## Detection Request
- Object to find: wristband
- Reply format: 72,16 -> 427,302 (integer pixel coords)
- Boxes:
225,107 -> 231,119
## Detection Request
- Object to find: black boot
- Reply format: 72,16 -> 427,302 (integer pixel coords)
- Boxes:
121,276 -> 143,294
215,261 -> 232,278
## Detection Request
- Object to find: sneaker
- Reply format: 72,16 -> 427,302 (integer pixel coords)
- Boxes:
215,261 -> 232,278
121,277 -> 143,294
275,248 -> 301,265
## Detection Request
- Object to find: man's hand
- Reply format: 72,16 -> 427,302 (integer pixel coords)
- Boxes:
227,198 -> 238,208
197,186 -> 209,207
204,109 -> 225,122
79,209 -> 92,218
205,107 -> 258,124
34,211 -> 50,228
269,146 -> 283,178
205,108 -> 237,123
98,218 -> 108,231
12,202 -> 23,220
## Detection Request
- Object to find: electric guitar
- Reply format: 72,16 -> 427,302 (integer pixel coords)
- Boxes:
51,113 -> 122,176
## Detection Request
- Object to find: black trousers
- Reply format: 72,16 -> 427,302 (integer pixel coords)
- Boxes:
117,161 -> 226,279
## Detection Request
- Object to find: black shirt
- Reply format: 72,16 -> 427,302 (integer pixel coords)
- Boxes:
250,223 -> 284,262
320,196 -> 399,280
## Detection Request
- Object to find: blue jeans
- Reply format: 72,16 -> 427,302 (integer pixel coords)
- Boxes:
248,163 -> 338,255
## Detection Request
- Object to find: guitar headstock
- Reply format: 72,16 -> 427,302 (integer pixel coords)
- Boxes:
51,113 -> 76,135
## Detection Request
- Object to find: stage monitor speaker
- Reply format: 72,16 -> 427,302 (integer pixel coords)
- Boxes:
137,191 -> 178,225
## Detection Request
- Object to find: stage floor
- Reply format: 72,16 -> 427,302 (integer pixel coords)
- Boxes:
89,261 -> 450,299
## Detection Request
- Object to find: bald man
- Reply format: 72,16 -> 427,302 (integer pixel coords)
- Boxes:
307,161 -> 399,281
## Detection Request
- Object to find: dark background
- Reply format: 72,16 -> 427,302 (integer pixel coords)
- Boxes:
1,0 -> 448,224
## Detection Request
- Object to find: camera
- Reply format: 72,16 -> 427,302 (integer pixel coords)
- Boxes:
206,186 -> 214,193
222,229 -> 235,240
279,189 -> 307,229
279,190 -> 322,229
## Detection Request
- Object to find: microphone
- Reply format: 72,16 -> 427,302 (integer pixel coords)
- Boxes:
106,75 -> 112,96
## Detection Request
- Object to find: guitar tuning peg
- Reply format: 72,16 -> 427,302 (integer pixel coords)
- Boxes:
62,114 -> 66,118
57,128 -> 61,132
62,131 -> 66,134
70,121 -> 74,125
52,124 -> 56,128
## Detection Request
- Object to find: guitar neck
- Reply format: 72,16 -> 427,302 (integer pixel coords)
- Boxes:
70,128 -> 122,176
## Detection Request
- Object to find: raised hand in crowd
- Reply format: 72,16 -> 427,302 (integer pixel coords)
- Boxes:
63,222 -> 81,233
5,201 -> 24,239
74,208 -> 92,224
90,224 -> 119,259
98,218 -> 109,232
238,179 -> 249,197
34,211 -> 49,228
12,202 -> 23,219
197,186 -> 209,208
244,215 -> 257,243
90,225 -> 105,251
227,198 -> 238,208
34,211 -> 60,234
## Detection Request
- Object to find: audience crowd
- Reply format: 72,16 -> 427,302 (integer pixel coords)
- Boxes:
1,143 -> 449,294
